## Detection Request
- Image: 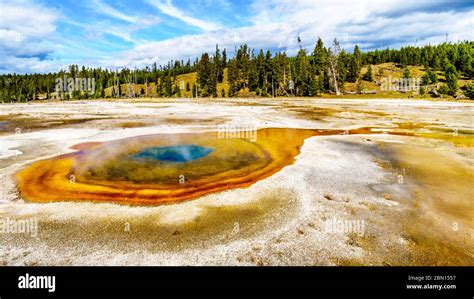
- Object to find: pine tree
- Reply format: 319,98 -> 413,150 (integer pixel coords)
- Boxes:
192,83 -> 197,98
347,45 -> 362,82
265,50 -> 272,93
214,44 -> 223,83
337,49 -> 349,89
164,74 -> 173,97
313,37 -> 327,76
312,37 -> 330,92
173,84 -> 181,97
422,72 -> 430,85
400,51 -> 408,66
403,67 -> 412,79
209,62 -> 217,97
256,49 -> 266,89
445,63 -> 459,96
197,53 -> 213,97
422,67 -> 437,85
464,83 -> 474,99
222,49 -> 227,70
227,59 -> 239,97
295,49 -> 311,95
363,65 -> 373,82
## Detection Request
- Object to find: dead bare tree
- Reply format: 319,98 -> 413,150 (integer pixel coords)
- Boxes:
328,38 -> 341,95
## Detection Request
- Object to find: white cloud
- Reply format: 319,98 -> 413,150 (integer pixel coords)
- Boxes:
100,0 -> 473,70
99,22 -> 294,69
91,0 -> 138,23
147,0 -> 221,31
0,0 -> 60,73
248,0 -> 473,51
63,18 -> 140,44
0,0 -> 58,48
0,54 -> 60,73
90,0 -> 161,28
1,0 -> 473,74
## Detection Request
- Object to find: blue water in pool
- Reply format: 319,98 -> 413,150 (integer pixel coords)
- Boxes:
131,145 -> 213,162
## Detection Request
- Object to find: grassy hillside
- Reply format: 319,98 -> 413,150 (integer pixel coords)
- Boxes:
104,69 -> 230,98
104,62 -> 471,99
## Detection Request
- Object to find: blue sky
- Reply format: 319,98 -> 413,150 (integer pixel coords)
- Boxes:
0,0 -> 472,74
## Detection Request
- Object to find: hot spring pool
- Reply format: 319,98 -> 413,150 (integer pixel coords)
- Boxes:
15,127 -> 388,206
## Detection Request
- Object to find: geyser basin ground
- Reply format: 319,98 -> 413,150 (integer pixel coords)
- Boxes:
1,98 -> 473,266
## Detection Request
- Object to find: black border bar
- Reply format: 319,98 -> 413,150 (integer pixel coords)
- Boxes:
0,266 -> 472,298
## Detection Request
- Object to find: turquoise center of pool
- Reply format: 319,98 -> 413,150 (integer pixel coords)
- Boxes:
130,145 -> 213,162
